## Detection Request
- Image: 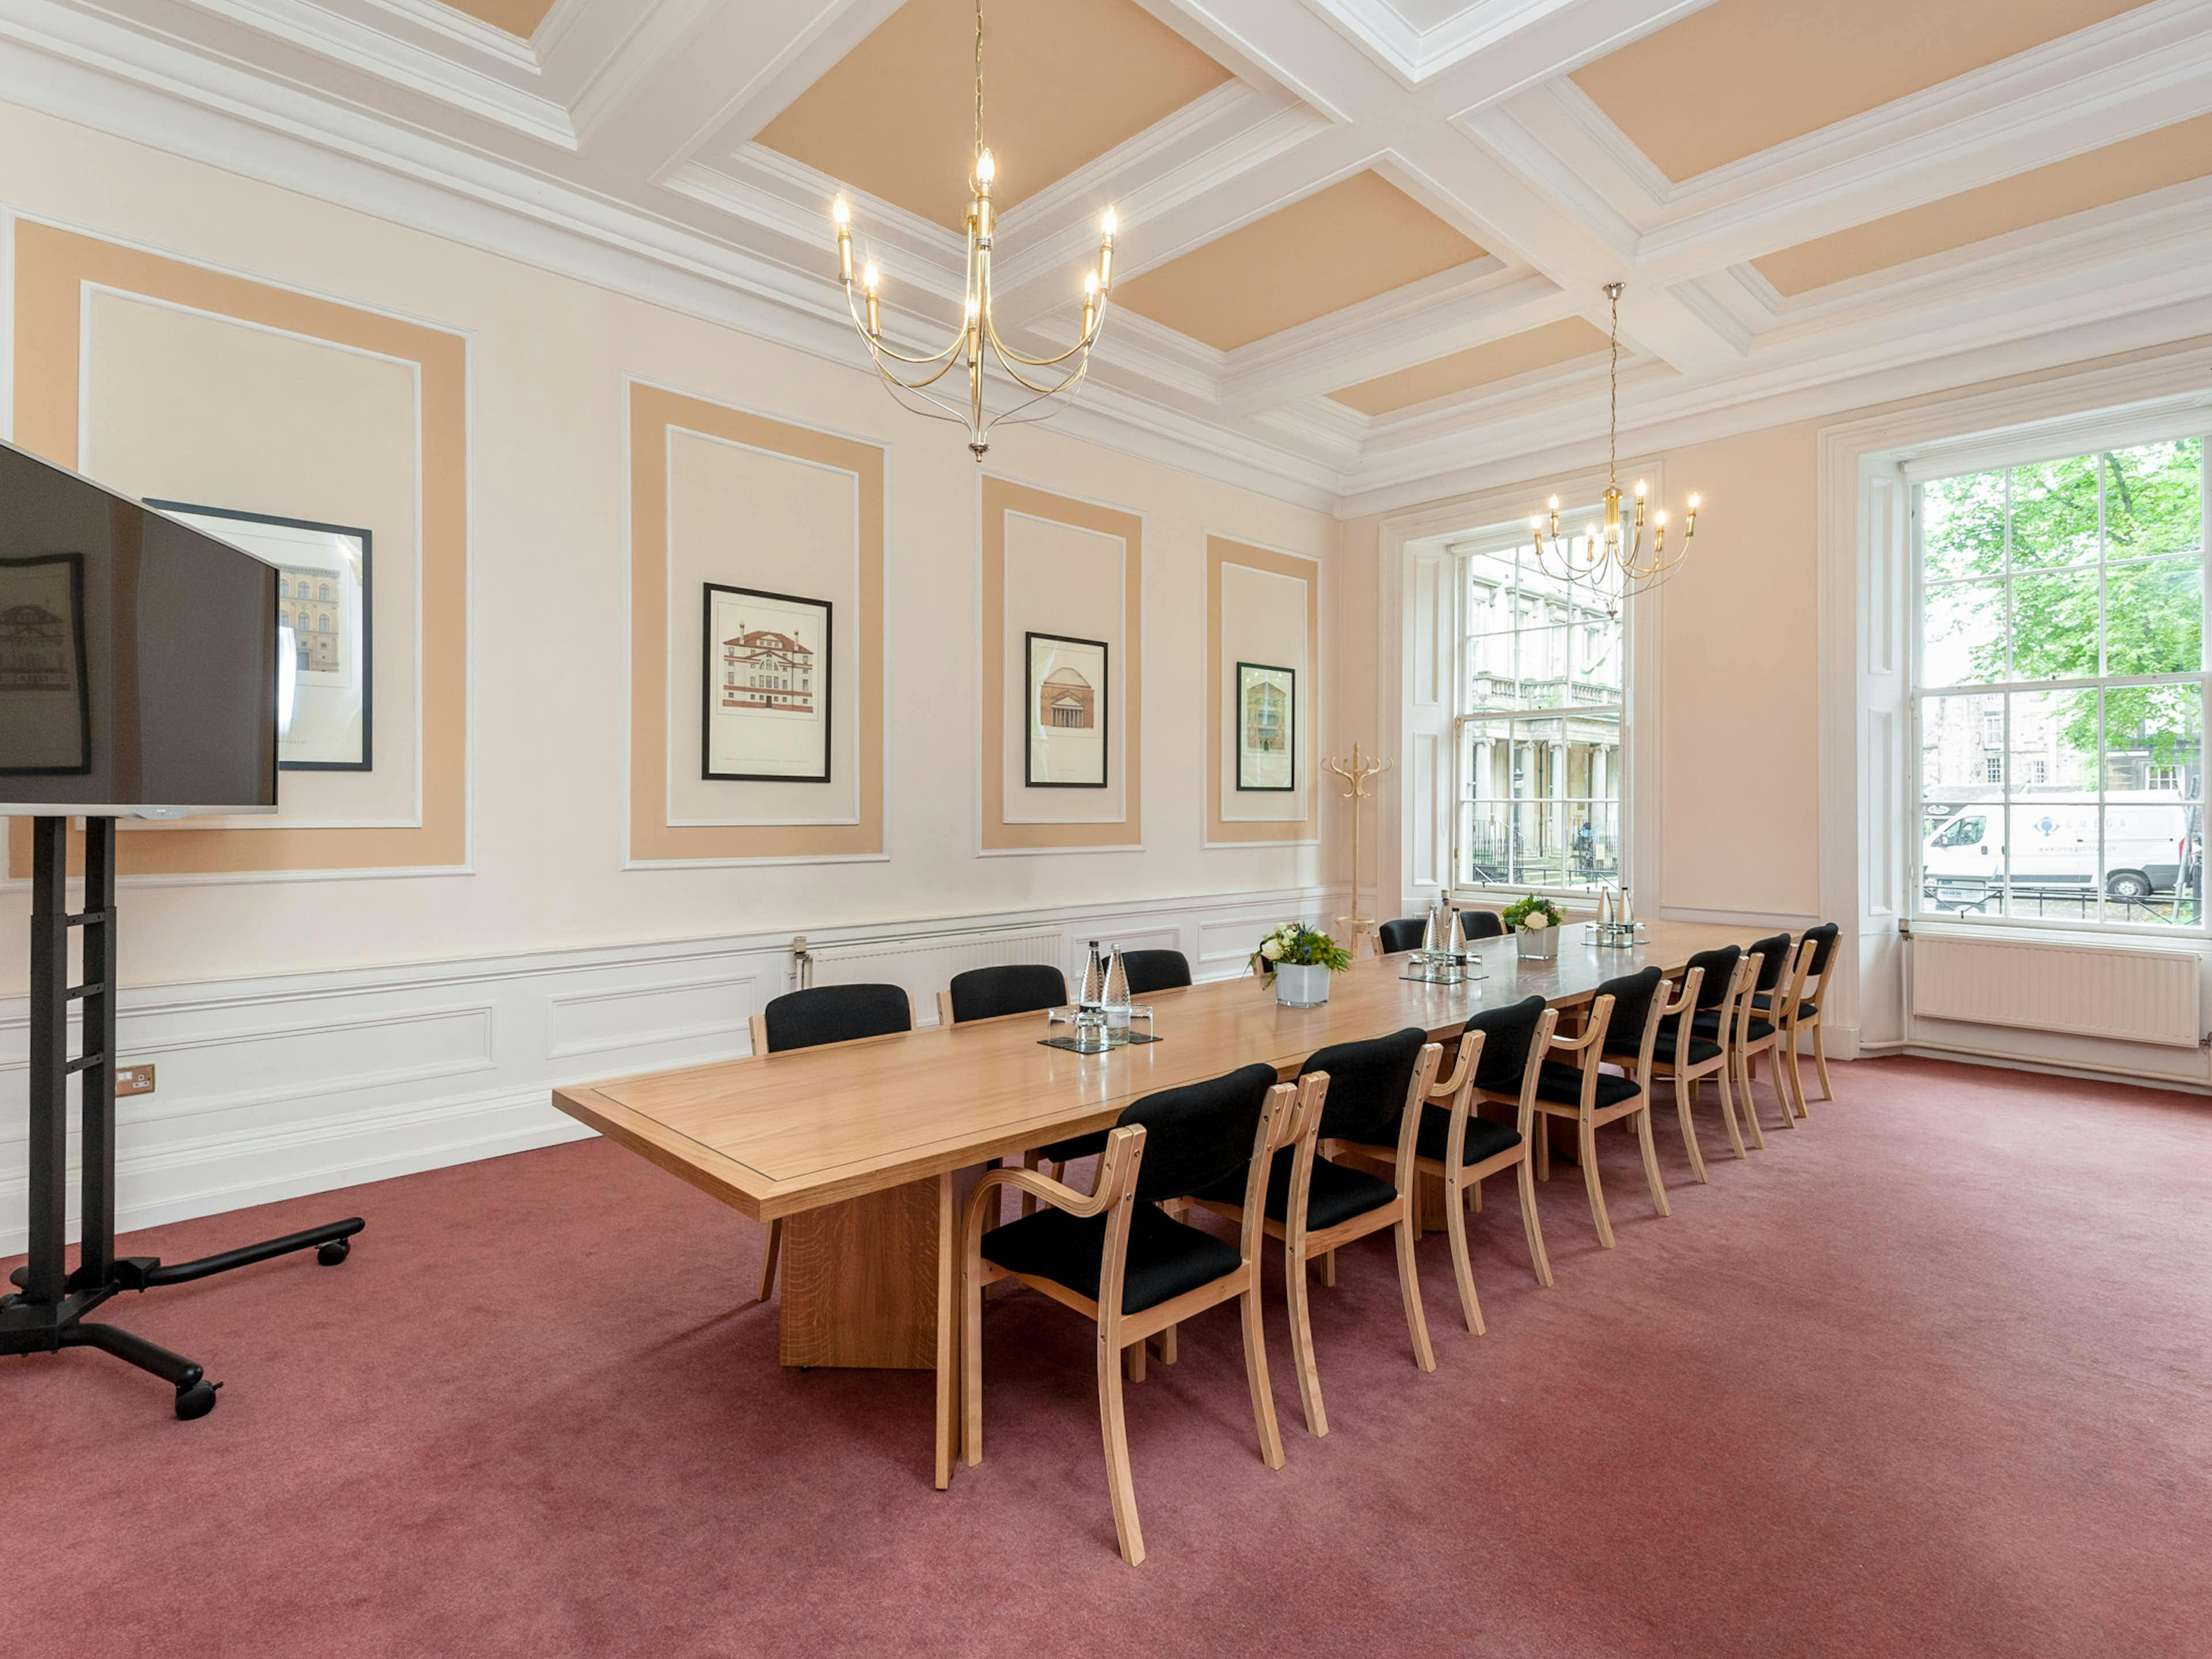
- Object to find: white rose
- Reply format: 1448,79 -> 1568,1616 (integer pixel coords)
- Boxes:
1522,912 -> 1549,931
1261,939 -> 1283,961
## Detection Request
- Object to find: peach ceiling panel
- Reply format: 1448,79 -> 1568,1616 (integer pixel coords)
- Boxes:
756,0 -> 1232,228
1328,316 -> 1611,416
442,0 -> 557,37
1572,0 -> 2149,182
1112,173 -> 1485,352
1755,111 -> 2212,297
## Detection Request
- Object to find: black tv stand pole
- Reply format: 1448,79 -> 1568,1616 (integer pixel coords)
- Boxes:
1,815 -> 363,1419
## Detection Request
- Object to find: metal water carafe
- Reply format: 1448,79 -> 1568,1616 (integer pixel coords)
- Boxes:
1421,897 -> 1448,954
1599,885 -> 1616,927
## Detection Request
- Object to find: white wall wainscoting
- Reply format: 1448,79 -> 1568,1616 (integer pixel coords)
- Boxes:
0,882 -> 1348,1255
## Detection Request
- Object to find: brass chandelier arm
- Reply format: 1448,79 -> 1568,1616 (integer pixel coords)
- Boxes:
982,296 -> 1108,370
839,285 -> 966,374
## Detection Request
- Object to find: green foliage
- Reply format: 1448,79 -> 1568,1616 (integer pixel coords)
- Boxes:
1251,922 -> 1353,975
1501,893 -> 1565,931
1925,441 -> 2203,764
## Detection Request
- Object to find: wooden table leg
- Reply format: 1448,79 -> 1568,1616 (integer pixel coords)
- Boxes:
935,1169 -> 957,1491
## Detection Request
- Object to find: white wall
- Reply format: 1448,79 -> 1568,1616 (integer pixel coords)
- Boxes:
0,102 -> 1344,1252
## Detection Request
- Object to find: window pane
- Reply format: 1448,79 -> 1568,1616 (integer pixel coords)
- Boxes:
1460,717 -> 1512,886
2101,804 -> 2201,924
2000,804 -> 2098,923
1921,692 -> 2003,912
1920,471 -> 2006,583
1922,581 -> 2004,686
1465,632 -> 1517,710
1574,613 -> 1622,697
2103,439 -> 2202,563
2103,558 -> 2202,677
1507,717 -> 1564,890
2005,689 -> 2099,794
2008,457 -> 2100,570
2009,567 -> 2099,681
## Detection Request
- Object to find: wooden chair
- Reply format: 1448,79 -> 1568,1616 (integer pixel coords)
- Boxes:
1376,918 -> 1427,953
746,983 -> 914,1302
1118,949 -> 1192,995
960,1062 -> 1319,1566
1608,945 -> 1747,1182
1700,932 -> 1798,1144
1459,908 -> 1506,944
937,963 -> 1067,1027
1186,1027 -> 1441,1439
1758,923 -> 1838,1117
1534,967 -> 1672,1248
1343,993 -> 1558,1334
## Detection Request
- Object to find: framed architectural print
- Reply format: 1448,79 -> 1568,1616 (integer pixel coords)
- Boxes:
1025,631 -> 1108,789
703,583 -> 832,783
0,553 -> 90,776
149,501 -> 372,772
1236,661 -> 1295,791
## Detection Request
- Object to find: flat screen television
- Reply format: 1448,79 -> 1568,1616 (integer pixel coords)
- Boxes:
0,437 -> 278,817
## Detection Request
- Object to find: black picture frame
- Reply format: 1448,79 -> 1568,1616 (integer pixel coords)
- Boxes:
1024,630 -> 1110,789
0,552 -> 91,777
1234,660 -> 1296,793
702,582 -> 834,784
147,500 -> 373,773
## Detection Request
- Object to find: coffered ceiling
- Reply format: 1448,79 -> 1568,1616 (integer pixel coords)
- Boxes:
7,0 -> 2212,516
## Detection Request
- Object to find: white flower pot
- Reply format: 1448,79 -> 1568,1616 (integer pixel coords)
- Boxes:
1274,962 -> 1331,1007
1514,925 -> 1559,961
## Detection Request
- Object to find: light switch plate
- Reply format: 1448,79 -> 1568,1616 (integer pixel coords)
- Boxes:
115,1063 -> 156,1097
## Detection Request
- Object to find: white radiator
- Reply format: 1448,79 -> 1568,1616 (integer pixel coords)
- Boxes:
1912,934 -> 2202,1048
793,923 -> 1067,1024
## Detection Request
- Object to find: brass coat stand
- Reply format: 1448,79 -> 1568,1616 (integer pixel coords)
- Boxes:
1324,743 -> 1391,957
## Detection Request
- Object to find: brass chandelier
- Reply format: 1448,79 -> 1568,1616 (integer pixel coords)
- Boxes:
1530,282 -> 1702,612
828,0 -> 1116,460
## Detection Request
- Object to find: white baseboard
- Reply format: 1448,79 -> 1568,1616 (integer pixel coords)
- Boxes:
1,882 -> 1347,1255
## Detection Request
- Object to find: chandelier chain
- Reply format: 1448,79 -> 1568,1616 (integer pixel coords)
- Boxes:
1607,283 -> 1619,484
973,0 -> 984,167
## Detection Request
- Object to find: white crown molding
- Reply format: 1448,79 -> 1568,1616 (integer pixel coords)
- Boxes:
1303,0 -> 1590,85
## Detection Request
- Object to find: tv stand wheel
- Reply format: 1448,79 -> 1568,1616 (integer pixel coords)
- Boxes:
175,1380 -> 219,1421
316,1239 -> 351,1267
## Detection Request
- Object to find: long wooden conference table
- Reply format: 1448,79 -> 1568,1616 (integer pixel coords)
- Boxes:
552,918 -> 1765,1487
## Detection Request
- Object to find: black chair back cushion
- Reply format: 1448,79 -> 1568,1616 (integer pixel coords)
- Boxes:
1117,1062 -> 1278,1203
1801,922 -> 1840,978
1683,945 -> 1740,1011
1463,994 -> 1549,1095
1298,1025 -> 1426,1147
1119,949 -> 1192,995
1377,918 -> 1426,954
1460,909 -> 1506,943
946,963 -> 1067,1023
1594,965 -> 1664,1050
1748,931 -> 1794,994
760,983 -> 911,1053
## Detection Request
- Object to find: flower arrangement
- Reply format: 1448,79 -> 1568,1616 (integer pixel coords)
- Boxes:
1501,894 -> 1565,933
1249,921 -> 1353,975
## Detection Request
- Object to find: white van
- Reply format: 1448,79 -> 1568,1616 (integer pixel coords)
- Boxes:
1922,795 -> 2198,902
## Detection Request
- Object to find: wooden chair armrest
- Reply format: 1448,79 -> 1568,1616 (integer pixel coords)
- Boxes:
1430,1029 -> 1483,1099
1659,968 -> 1700,1018
962,1126 -> 1145,1240
1550,1022 -> 1606,1054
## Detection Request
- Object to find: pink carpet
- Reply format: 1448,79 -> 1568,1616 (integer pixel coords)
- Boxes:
7,1056 -> 2210,1657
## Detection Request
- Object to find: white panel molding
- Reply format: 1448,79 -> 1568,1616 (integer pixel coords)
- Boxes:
0,880 -> 1350,1254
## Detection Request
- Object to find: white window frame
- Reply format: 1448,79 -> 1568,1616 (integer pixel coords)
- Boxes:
1446,517 -> 1628,903
1907,423 -> 2210,939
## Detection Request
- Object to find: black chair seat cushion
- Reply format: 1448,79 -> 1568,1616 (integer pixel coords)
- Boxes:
759,982 -> 911,1053
1752,994 -> 1816,1019
1036,1130 -> 1107,1165
1119,949 -> 1192,996
1194,1149 -> 1397,1232
1604,1028 -> 1722,1069
1535,1062 -> 1641,1110
980,1202 -> 1240,1316
1410,1105 -> 1522,1168
1693,1010 -> 1774,1043
1377,918 -> 1426,954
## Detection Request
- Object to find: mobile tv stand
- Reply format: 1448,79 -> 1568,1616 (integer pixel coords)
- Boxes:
1,816 -> 363,1419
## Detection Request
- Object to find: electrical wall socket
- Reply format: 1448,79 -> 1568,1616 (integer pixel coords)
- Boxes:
115,1063 -> 156,1097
